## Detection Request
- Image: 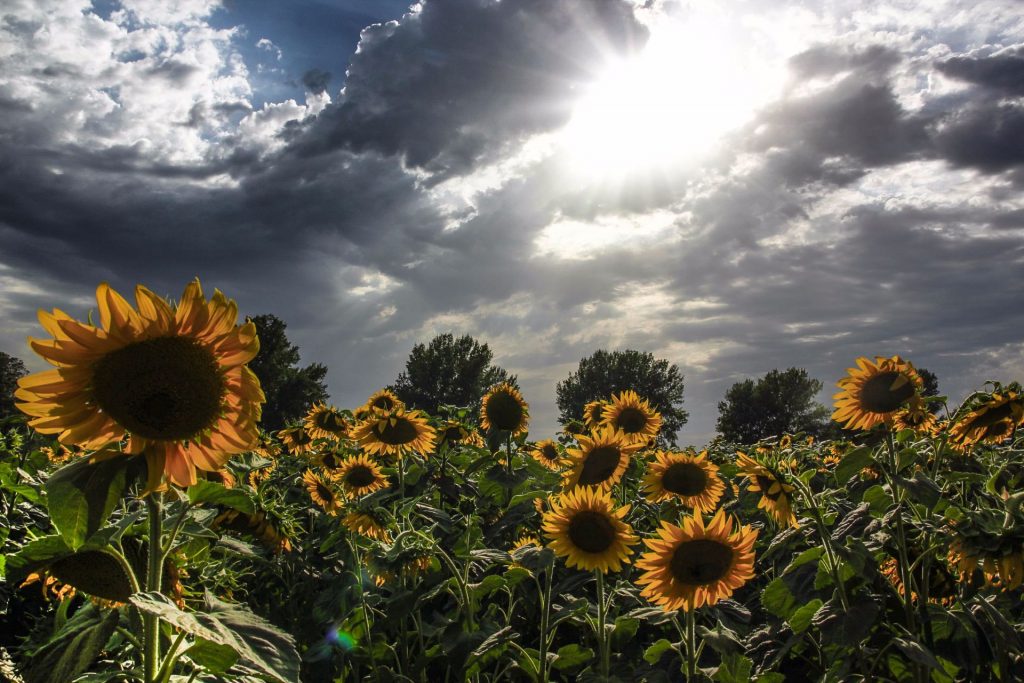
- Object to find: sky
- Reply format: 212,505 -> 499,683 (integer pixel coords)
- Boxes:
1,0 -> 1023,446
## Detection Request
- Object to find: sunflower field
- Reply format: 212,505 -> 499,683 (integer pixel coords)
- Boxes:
2,282 -> 1024,683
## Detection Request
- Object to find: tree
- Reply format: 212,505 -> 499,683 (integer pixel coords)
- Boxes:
248,314 -> 329,431
391,333 -> 513,416
1,351 -> 28,422
917,367 -> 941,413
716,367 -> 830,444
556,349 -> 688,445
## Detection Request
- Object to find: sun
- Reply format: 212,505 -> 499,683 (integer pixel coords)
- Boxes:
560,12 -> 779,179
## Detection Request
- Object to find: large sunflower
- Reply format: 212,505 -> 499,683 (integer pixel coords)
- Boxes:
480,382 -> 530,436
561,427 -> 641,490
641,450 -> 724,514
336,454 -> 390,497
832,356 -> 922,431
304,403 -> 350,440
16,280 -> 264,488
601,390 -> 662,446
949,391 -> 1024,450
736,451 -> 798,528
278,425 -> 315,455
352,407 -> 437,458
542,486 -> 637,573
529,439 -> 562,471
303,469 -> 342,515
583,400 -> 608,431
635,508 -> 757,612
362,389 -> 403,415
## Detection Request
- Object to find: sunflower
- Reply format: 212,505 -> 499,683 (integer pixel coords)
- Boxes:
512,535 -> 540,552
583,400 -> 608,431
213,509 -> 292,553
342,511 -> 392,542
892,396 -> 939,435
252,431 -> 281,460
530,439 -> 562,471
365,548 -> 433,586
542,486 -> 637,573
736,451 -> 798,528
832,356 -> 922,431
438,420 -> 484,448
880,556 -> 956,606
641,450 -> 724,514
949,391 -> 1024,450
279,425 -> 315,455
248,463 -> 275,488
304,403 -> 350,440
314,444 -> 347,473
362,389 -> 403,415
352,407 -> 437,458
41,444 -> 77,464
600,390 -> 662,446
948,529 -> 1024,590
635,508 -> 757,612
561,427 -> 641,490
304,469 -> 342,515
15,280 -> 264,488
336,454 -> 390,497
480,383 -> 530,436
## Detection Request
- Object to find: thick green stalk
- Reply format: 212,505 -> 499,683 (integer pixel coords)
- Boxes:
686,609 -> 697,682
596,571 -> 609,677
144,492 -> 163,683
537,555 -> 555,683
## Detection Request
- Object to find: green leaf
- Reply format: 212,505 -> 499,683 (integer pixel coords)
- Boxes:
761,578 -> 797,619
551,644 -> 593,671
835,446 -> 873,483
812,599 -> 879,646
130,592 -> 300,683
895,472 -> 941,509
643,639 -> 674,665
611,616 -> 639,647
698,622 -> 743,656
469,574 -> 505,599
185,637 -> 240,674
784,547 -> 825,574
788,599 -> 823,635
187,479 -> 255,514
892,637 -> 941,670
862,484 -> 892,515
714,654 -> 753,683
44,456 -> 128,550
25,602 -> 118,683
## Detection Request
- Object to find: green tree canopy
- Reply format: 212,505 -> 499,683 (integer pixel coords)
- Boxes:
556,349 -> 688,445
1,350 -> 28,422
917,367 -> 941,413
390,333 -> 513,416
248,314 -> 329,431
716,367 -> 830,444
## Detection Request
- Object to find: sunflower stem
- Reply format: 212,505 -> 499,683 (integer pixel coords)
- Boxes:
537,553 -> 555,683
347,537 -> 381,683
792,476 -> 850,611
595,570 -> 610,677
685,608 -> 698,682
143,491 -> 163,683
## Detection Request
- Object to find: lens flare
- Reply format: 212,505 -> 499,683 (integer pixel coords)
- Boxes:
326,626 -> 356,651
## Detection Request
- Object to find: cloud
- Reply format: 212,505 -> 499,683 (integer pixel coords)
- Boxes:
301,68 -> 331,94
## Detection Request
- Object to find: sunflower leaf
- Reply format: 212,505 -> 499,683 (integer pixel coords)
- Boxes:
784,547 -> 824,575
788,599 -> 823,635
24,601 -> 119,683
44,456 -> 129,551
761,578 -> 797,620
551,644 -> 593,671
187,480 -> 255,515
835,447 -> 873,484
643,638 -> 675,664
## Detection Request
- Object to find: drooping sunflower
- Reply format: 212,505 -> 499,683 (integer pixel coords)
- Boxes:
304,403 -> 350,440
352,407 -> 437,459
529,439 -> 562,471
213,508 -> 292,553
561,427 -> 641,490
892,396 -> 939,435
635,508 -> 757,612
480,382 -> 530,436
342,511 -> 392,542
880,555 -> 956,606
736,451 -> 798,528
303,469 -> 342,516
542,486 -> 637,573
583,400 -> 608,431
438,420 -> 484,449
949,390 -> 1024,450
947,523 -> 1024,591
641,450 -> 724,514
600,390 -> 662,446
15,280 -> 264,488
362,389 -> 403,415
832,356 -> 922,431
335,454 -> 390,497
279,425 -> 315,455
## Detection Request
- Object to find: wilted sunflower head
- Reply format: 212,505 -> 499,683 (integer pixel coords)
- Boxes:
303,469 -> 342,515
362,389 -> 403,415
530,439 -> 562,471
279,425 -> 315,455
304,403 -> 350,440
635,508 -> 757,612
562,427 -> 641,490
600,390 -> 662,445
352,407 -> 437,459
736,450 -> 798,528
336,454 -> 390,497
949,388 -> 1024,450
438,420 -> 484,449
542,486 -> 637,573
583,400 -> 608,431
15,280 -> 265,488
641,449 -> 725,514
832,356 -> 922,431
212,508 -> 292,553
947,512 -> 1024,591
893,396 -> 939,435
480,382 -> 530,436
343,510 -> 392,542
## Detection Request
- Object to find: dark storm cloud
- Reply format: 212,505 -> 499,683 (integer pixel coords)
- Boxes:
301,68 -> 331,94
937,46 -> 1024,94
289,0 -> 647,177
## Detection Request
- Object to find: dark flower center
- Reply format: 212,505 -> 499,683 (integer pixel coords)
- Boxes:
587,403 -> 605,424
371,395 -> 396,411
346,464 -> 377,488
485,390 -> 524,431
314,410 -> 347,433
662,462 -> 708,496
859,371 -> 915,414
755,475 -> 784,501
376,416 -> 420,445
577,446 -> 623,486
92,336 -> 224,441
670,539 -> 734,585
615,406 -> 648,434
568,511 -> 616,553
316,481 -> 335,502
541,443 -> 559,461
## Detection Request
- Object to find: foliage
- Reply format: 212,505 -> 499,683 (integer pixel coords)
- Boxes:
556,349 -> 688,445
0,350 -> 28,423
248,314 -> 329,430
391,333 -> 514,415
716,367 -> 830,444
